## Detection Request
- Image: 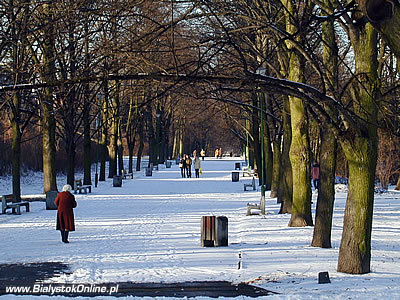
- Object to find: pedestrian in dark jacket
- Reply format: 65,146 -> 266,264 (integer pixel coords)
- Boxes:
180,156 -> 186,178
185,154 -> 192,178
55,184 -> 77,243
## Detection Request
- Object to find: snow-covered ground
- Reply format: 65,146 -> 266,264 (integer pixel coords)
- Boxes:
1,158 -> 400,299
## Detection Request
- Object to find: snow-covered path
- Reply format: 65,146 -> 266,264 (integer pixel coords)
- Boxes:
1,158 -> 400,299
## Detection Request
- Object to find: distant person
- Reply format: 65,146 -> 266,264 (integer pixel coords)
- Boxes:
193,155 -> 201,178
193,149 -> 197,158
219,147 -> 223,159
311,162 -> 320,190
180,156 -> 186,178
55,184 -> 77,243
200,149 -> 206,160
185,154 -> 192,178
215,148 -> 219,158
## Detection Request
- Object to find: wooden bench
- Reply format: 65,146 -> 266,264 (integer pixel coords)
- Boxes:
243,177 -> 256,191
2,194 -> 30,215
247,195 -> 266,216
242,167 -> 255,177
122,170 -> 133,179
74,179 -> 92,194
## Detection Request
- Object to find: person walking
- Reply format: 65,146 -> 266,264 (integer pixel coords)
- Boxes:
180,156 -> 186,178
200,149 -> 206,161
311,161 -> 320,190
193,155 -> 201,178
185,154 -> 192,178
55,184 -> 77,243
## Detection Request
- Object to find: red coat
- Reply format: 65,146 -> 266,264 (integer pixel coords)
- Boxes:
311,165 -> 320,180
55,191 -> 77,231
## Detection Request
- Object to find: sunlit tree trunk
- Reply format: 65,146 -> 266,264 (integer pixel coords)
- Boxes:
284,0 -> 312,226
108,81 -> 119,178
41,2 -> 57,193
337,22 -> 380,274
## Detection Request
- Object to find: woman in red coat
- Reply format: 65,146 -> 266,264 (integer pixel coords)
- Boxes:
55,184 -> 77,243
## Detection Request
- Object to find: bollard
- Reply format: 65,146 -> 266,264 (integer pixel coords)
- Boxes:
235,162 -> 241,170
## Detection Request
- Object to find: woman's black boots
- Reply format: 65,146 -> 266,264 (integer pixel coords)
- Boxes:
61,230 -> 69,243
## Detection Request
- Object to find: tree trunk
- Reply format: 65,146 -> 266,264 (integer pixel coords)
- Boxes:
83,98 -> 91,185
118,125 -> 124,175
278,96 -> 293,212
41,2 -> 57,193
312,4 -> 338,248
260,94 -> 273,190
287,55 -> 312,225
136,116 -> 144,172
99,92 -> 108,182
358,0 -> 400,59
270,136 -> 281,198
11,93 -> 21,200
108,81 -> 119,178
337,23 -> 379,274
312,129 -> 337,247
284,0 -> 312,226
65,131 -> 76,187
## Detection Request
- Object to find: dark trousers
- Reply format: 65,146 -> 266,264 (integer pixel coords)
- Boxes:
195,169 -> 200,178
186,166 -> 192,178
181,168 -> 185,178
313,179 -> 320,189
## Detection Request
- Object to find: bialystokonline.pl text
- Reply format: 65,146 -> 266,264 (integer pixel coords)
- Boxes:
6,283 -> 119,296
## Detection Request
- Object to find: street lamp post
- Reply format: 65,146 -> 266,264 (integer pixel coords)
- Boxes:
95,115 -> 100,188
256,67 -> 266,215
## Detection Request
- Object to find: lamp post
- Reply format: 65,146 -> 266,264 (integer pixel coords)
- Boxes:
95,116 -> 100,188
256,67 -> 266,215
155,111 -> 161,165
95,93 -> 103,187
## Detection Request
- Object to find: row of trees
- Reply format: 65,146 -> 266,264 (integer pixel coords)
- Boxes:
1,0 -> 400,275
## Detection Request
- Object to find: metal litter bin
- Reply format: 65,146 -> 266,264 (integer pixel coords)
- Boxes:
201,216 -> 228,247
113,175 -> 122,187
145,167 -> 152,176
46,191 -> 58,210
232,171 -> 239,182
